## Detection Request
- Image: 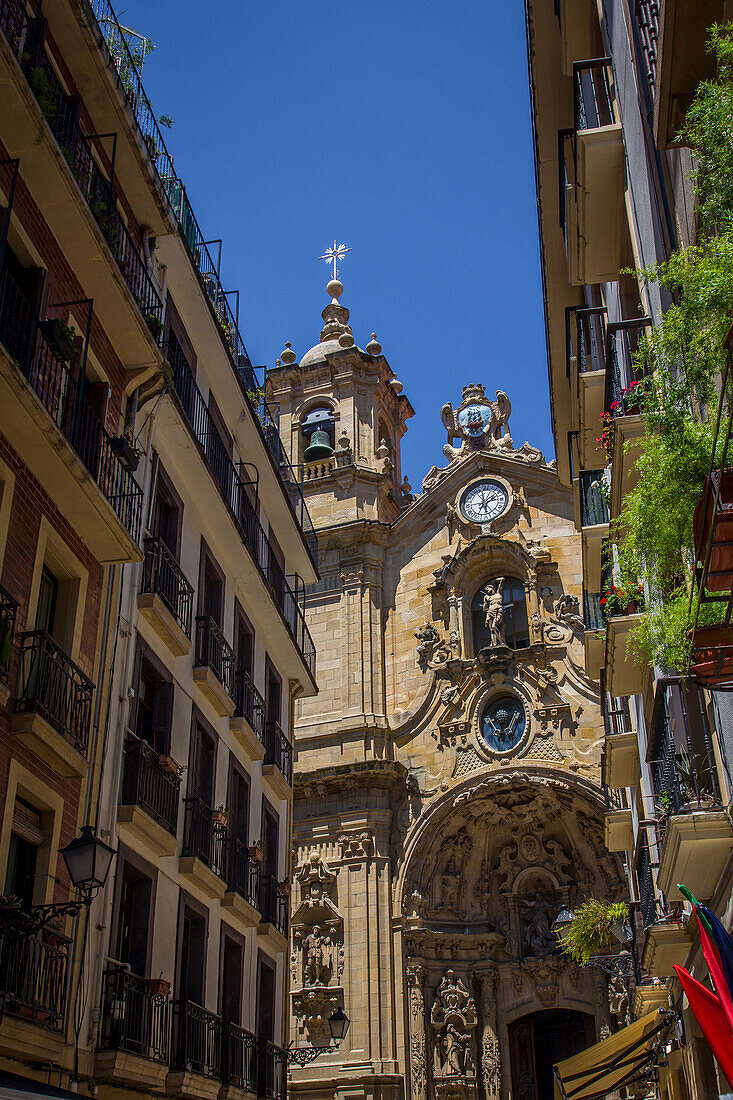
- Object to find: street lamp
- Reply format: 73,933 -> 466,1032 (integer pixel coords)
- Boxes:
287,1008 -> 351,1066
1,825 -> 115,936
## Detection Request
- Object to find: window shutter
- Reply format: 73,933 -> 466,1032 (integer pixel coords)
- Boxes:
151,680 -> 174,754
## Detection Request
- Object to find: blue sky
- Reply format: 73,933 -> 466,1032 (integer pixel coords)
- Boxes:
117,0 -> 552,484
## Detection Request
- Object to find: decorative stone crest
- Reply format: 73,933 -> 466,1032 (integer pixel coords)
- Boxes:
338,831 -> 374,860
440,384 -> 513,462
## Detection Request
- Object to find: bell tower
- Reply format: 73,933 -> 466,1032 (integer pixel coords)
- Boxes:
266,277 -> 414,530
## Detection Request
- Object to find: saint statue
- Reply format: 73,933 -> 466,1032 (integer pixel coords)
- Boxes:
303,925 -> 330,986
483,579 -> 506,647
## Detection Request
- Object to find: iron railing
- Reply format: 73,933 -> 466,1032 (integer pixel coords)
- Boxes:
264,720 -> 293,785
224,1023 -> 258,1091
579,470 -> 609,527
0,263 -> 143,540
574,59 -> 615,131
259,875 -> 288,938
583,590 -> 603,631
120,737 -> 180,836
141,536 -> 194,638
635,831 -> 666,929
173,999 -> 222,1078
226,839 -> 262,911
15,631 -> 93,756
566,305 -> 607,380
0,0 -> 28,55
604,784 -> 630,811
605,319 -> 653,416
194,616 -> 236,699
601,679 -> 633,739
170,336 -> 315,677
648,680 -> 723,835
234,670 -> 265,742
99,964 -> 170,1062
0,582 -> 18,686
258,1039 -> 287,1100
634,0 -> 660,94
182,797 -> 227,880
0,926 -> 69,1030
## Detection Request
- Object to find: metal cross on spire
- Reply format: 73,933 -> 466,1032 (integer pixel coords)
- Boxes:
319,241 -> 352,280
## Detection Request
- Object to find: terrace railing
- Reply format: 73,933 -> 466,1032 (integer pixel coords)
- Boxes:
15,631 -> 93,756
172,999 -> 222,1079
574,59 -> 615,131
182,797 -> 227,880
234,669 -> 265,742
195,616 -> 236,699
259,875 -> 288,938
99,963 -> 170,1062
141,536 -> 194,638
257,1040 -> 287,1100
264,720 -> 293,786
579,470 -> 609,527
223,1023 -> 258,1091
120,737 -> 180,836
0,926 -> 70,1031
583,590 -> 603,632
226,839 -> 262,911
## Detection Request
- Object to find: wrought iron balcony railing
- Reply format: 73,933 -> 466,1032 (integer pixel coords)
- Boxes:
574,59 -> 615,131
120,737 -> 180,836
226,839 -> 261,911
605,318 -> 653,416
99,963 -> 170,1062
224,1022 -> 258,1092
635,830 -> 667,929
15,631 -> 93,756
170,336 -> 315,677
194,616 -> 236,698
579,470 -> 609,527
0,582 -> 18,686
601,682 -> 633,739
259,874 -> 289,938
264,720 -> 293,786
172,999 -> 222,1079
566,305 -> 607,380
0,925 -> 70,1031
583,590 -> 603,632
634,0 -> 660,94
141,536 -> 194,638
258,1039 -> 287,1100
604,784 -> 630,812
0,263 -> 143,541
182,797 -> 227,880
234,669 -> 265,742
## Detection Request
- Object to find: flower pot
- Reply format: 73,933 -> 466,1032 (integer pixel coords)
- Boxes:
109,435 -> 140,473
278,880 -> 291,896
157,754 -> 180,777
626,601 -> 639,615
691,624 -> 733,684
693,469 -> 733,592
39,318 -> 76,362
248,845 -> 264,863
211,811 -> 228,828
148,978 -> 171,998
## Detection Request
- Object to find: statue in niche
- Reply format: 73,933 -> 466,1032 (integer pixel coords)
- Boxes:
522,892 -> 558,958
430,970 -> 477,1080
303,925 -> 331,987
438,830 -> 472,915
442,1022 -> 472,1075
482,580 -> 506,647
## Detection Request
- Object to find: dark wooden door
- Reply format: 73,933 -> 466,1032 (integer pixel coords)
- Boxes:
509,1017 -> 540,1100
509,1011 -> 596,1100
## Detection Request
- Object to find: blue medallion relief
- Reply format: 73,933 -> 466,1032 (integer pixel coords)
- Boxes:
481,694 -> 526,753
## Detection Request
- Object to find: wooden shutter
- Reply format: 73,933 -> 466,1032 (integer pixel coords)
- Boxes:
151,680 -> 174,754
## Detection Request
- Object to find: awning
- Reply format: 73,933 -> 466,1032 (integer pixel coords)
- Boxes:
554,1008 -> 677,1100
0,1070 -> 81,1099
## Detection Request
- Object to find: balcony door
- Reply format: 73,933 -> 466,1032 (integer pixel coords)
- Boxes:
151,466 -> 182,558
191,719 -> 216,808
265,660 -> 281,727
220,932 -> 243,1024
179,905 -> 206,1006
228,763 -> 249,844
35,565 -> 59,638
261,800 -> 279,881
114,862 -> 152,977
256,954 -> 276,1042
134,647 -> 173,754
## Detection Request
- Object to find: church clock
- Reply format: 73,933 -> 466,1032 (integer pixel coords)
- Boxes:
459,479 -> 509,524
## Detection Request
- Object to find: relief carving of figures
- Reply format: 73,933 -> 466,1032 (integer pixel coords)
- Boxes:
430,969 -> 477,1081
521,892 -> 558,958
482,579 -> 505,648
291,852 -> 343,1008
552,593 -> 585,634
475,970 -> 501,1100
416,623 -> 440,666
437,829 -> 473,915
608,970 -> 630,1027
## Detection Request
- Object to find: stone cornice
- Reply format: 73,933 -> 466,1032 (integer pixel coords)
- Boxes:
294,759 -> 409,795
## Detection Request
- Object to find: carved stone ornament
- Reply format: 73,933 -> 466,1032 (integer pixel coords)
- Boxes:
290,852 -> 344,1042
415,623 -> 451,671
552,593 -> 585,634
430,969 -> 478,1099
338,831 -> 373,859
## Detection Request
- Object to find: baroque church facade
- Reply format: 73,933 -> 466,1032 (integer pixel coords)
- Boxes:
267,279 -> 625,1100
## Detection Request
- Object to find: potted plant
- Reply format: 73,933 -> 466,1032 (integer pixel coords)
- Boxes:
39,318 -> 77,362
248,839 -> 264,863
557,899 -> 631,965
675,748 -> 715,810
621,379 -> 645,415
0,894 -> 21,916
109,431 -> 143,473
278,877 -> 291,896
157,753 -> 182,778
148,975 -> 171,998
211,805 -> 229,828
145,312 -> 164,343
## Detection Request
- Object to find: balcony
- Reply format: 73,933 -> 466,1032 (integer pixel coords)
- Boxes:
636,831 -> 690,978
263,719 -> 293,799
230,670 -> 266,760
171,999 -> 222,1085
633,0 -> 660,98
138,537 -> 193,657
221,838 -> 262,929
97,964 -> 170,1091
258,1040 -> 286,1100
12,630 -> 93,776
559,60 -> 626,285
579,470 -> 609,591
603,784 -> 634,852
170,1000 -> 280,1098
602,689 -> 640,788
118,737 -> 180,856
606,320 -> 651,519
0,263 -> 143,561
583,589 -> 604,679
180,797 -> 227,900
258,874 -> 289,946
0,925 -> 69,1033
0,582 -> 18,708
193,616 -> 236,718
224,1023 -> 258,1093
567,306 -> 608,469
605,613 -> 645,696
165,338 -> 316,691
0,11 -> 163,380
651,0 -> 726,146
649,680 -> 733,903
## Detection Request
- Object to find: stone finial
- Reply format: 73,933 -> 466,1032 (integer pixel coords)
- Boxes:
367,332 -> 382,355
390,378 -> 404,395
280,340 -> 297,365
339,328 -> 355,348
327,278 -> 344,301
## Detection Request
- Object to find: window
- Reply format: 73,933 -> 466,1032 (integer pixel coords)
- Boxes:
114,862 -> 152,976
133,644 -> 173,754
301,405 -> 335,457
35,565 -> 59,637
472,576 -> 530,652
4,798 -> 43,910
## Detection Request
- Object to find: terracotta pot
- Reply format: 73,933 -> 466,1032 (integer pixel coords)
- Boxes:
693,469 -> 733,591
157,754 -> 180,777
148,978 -> 171,998
211,811 -> 228,827
626,601 -> 639,615
248,845 -> 264,863
623,402 -> 641,416
691,625 -> 733,684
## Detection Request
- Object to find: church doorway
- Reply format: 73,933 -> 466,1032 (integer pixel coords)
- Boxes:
508,1009 -> 596,1100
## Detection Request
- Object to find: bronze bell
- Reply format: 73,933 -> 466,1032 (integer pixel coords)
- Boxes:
304,428 -> 334,461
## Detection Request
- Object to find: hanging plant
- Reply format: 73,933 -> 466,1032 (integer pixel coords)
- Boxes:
558,899 -> 631,966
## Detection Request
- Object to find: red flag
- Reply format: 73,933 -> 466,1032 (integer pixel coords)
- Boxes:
696,906 -> 733,1035
674,965 -> 733,1089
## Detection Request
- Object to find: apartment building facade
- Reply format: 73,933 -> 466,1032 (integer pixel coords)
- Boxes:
0,1 -> 317,1096
525,1 -> 733,1097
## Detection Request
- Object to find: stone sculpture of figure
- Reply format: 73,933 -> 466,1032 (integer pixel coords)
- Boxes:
483,580 -> 505,647
524,892 -> 557,958
303,925 -> 330,986
431,970 -> 477,1078
441,856 -> 462,913
442,1022 -> 470,1075
415,623 -> 440,665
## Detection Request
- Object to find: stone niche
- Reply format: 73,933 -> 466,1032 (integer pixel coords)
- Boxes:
430,969 -> 478,1100
290,851 -> 344,1044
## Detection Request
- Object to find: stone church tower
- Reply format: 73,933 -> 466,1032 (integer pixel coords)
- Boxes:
267,281 -> 624,1100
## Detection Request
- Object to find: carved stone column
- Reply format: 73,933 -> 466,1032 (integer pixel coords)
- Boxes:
475,968 -> 501,1100
447,592 -> 462,657
406,961 -> 428,1100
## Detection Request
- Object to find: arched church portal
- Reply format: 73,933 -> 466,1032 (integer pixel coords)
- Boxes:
508,1010 -> 595,1100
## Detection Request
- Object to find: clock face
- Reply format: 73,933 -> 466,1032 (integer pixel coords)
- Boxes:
460,480 -> 508,524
